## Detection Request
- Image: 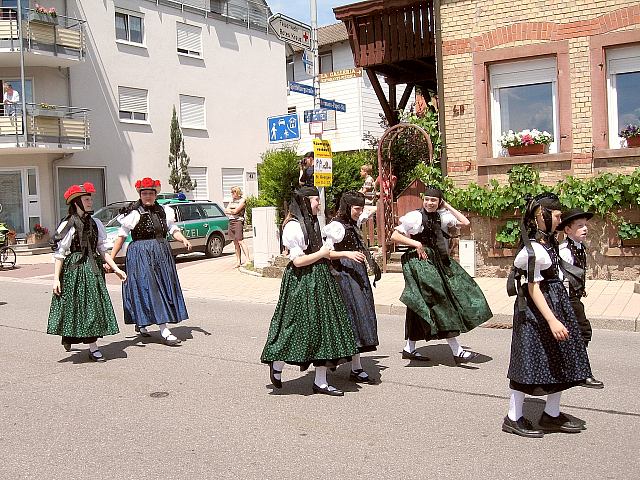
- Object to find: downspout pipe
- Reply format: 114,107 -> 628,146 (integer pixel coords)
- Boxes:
433,0 -> 447,177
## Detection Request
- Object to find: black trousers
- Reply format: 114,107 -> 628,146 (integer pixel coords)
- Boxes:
570,297 -> 592,347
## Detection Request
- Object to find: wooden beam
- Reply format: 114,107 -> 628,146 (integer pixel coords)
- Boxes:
389,83 -> 397,111
398,83 -> 415,111
366,69 -> 398,126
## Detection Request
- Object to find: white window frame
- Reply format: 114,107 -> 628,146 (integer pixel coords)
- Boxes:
179,94 -> 206,130
118,86 -> 149,124
319,51 -> 333,74
188,166 -> 208,200
606,45 -> 640,149
489,57 -> 559,157
176,22 -> 203,58
221,168 -> 244,204
115,8 -> 145,47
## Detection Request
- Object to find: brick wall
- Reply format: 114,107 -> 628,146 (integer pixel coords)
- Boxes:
439,1 -> 640,185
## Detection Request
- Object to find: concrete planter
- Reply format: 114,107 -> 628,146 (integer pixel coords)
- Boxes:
28,11 -> 58,25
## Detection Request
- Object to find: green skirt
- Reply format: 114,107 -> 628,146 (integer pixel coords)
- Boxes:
47,252 -> 120,339
261,261 -> 358,370
400,248 -> 492,339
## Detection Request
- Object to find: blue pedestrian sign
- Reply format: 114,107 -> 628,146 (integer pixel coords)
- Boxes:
320,98 -> 346,113
268,114 -> 300,143
303,109 -> 328,123
289,82 -> 316,96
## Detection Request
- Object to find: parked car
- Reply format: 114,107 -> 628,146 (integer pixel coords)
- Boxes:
93,199 -> 231,263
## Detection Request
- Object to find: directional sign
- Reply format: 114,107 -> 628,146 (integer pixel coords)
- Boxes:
289,81 -> 316,96
267,114 -> 300,143
302,50 -> 314,76
320,98 -> 347,113
268,14 -> 311,50
303,109 -> 327,123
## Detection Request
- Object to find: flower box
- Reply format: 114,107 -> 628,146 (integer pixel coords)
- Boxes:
626,136 -> 640,148
507,144 -> 545,156
28,11 -> 58,25
622,237 -> 640,247
26,232 -> 50,245
29,107 -> 65,118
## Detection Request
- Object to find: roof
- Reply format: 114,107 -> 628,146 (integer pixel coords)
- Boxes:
292,22 -> 348,52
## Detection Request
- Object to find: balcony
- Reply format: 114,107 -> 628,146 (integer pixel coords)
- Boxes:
0,103 -> 90,152
0,8 -> 85,67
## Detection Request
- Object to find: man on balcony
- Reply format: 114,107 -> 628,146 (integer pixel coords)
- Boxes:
3,82 -> 19,116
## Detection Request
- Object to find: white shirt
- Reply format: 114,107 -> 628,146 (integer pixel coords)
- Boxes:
3,90 -> 19,104
513,241 -> 553,283
558,238 -> 583,266
282,221 -> 307,260
116,205 -> 179,238
52,218 -> 108,260
394,208 -> 457,236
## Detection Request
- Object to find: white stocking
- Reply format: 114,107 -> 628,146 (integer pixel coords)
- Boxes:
404,339 -> 416,353
314,366 -> 328,388
272,360 -> 285,381
159,323 -> 176,341
544,392 -> 562,417
508,389 -> 525,421
446,337 -> 463,356
351,354 -> 363,371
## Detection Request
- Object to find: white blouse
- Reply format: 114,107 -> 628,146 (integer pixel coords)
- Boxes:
394,208 -> 458,236
322,210 -> 373,250
282,221 -> 307,260
513,241 -> 553,283
117,205 -> 180,238
52,218 -> 108,260
558,239 -> 582,265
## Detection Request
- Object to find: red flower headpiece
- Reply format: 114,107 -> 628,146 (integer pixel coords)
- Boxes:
63,182 -> 96,204
135,177 -> 161,193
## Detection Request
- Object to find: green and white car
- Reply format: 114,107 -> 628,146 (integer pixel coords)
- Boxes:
94,199 -> 231,263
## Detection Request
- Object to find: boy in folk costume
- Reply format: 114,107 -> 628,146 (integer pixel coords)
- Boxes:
558,208 -> 604,389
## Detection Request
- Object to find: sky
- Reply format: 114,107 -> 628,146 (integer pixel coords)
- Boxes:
268,0 -> 355,27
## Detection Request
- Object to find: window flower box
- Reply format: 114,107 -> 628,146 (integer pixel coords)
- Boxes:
620,125 -> 640,148
27,106 -> 65,118
29,11 -> 58,25
626,136 -> 640,148
499,129 -> 553,157
507,144 -> 546,156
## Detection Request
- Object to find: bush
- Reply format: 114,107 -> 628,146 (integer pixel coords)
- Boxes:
257,147 -> 300,219
244,195 -> 273,225
325,150 -> 374,215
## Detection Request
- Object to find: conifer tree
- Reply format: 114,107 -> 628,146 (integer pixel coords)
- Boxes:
168,106 -> 196,193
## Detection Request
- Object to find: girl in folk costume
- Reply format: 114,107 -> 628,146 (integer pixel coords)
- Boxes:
323,191 -> 381,384
110,178 -> 192,346
390,186 -> 492,363
261,186 -> 359,396
47,182 -> 126,362
503,193 -> 591,438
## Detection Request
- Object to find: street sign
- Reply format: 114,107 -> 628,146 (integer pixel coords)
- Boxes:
302,50 -> 314,76
267,114 -> 300,143
319,98 -> 347,113
303,109 -> 327,123
268,14 -> 311,50
289,82 -> 316,96
309,121 -> 323,135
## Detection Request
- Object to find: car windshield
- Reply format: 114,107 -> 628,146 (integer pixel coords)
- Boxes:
93,202 -> 129,227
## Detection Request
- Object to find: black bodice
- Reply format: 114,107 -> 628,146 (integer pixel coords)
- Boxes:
333,221 -> 364,252
409,209 -> 449,262
70,216 -> 98,254
539,242 -> 562,282
131,206 -> 168,241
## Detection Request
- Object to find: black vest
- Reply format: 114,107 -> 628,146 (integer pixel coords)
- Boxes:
131,205 -> 168,241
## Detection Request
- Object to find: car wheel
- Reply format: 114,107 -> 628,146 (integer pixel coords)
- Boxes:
206,234 -> 224,258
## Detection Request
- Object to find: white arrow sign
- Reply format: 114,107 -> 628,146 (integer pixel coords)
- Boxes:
268,14 -> 311,50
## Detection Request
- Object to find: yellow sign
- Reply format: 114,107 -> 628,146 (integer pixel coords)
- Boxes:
314,172 -> 332,187
312,138 -> 332,159
319,67 -> 363,83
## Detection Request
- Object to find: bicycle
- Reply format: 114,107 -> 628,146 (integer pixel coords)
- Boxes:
0,203 -> 16,269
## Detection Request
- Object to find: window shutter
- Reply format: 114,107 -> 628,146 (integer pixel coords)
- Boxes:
180,95 -> 205,129
221,168 -> 244,202
118,87 -> 148,114
177,22 -> 202,55
188,167 -> 208,200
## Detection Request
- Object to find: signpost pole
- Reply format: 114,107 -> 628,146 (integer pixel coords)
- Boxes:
310,0 -> 326,227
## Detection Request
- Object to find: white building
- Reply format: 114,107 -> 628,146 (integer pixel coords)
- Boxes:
0,0 -> 285,236
286,22 -> 393,154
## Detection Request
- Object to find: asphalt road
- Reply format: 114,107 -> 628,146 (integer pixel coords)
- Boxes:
0,280 -> 638,479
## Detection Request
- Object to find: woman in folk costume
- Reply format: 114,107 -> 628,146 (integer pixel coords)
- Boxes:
47,182 -> 126,361
390,186 -> 492,362
261,186 -> 359,396
503,193 -> 591,438
323,191 -> 381,384
110,178 -> 192,346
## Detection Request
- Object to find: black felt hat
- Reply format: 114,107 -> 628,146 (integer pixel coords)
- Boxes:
558,208 -> 594,230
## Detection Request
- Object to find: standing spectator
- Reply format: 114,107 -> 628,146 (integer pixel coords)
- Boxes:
358,164 -> 375,205
298,151 -> 315,187
225,185 -> 251,268
375,172 -> 398,201
3,82 -> 19,116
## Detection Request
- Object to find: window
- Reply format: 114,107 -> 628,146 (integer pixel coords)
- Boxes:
323,109 -> 337,131
115,10 -> 144,45
188,167 -> 208,200
606,45 -> 640,148
180,95 -> 206,129
177,22 -> 202,57
489,57 -> 558,156
0,78 -> 32,116
57,167 -> 105,222
319,51 -> 333,74
221,168 -> 243,203
201,203 -> 225,218
286,57 -> 295,83
176,204 -> 204,222
210,0 -> 226,15
118,86 -> 148,122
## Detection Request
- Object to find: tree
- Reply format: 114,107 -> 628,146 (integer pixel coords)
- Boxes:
168,106 -> 196,193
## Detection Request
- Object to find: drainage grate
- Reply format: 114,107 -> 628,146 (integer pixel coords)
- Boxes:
149,391 -> 169,398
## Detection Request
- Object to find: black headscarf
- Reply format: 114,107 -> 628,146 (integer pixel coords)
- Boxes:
336,191 -> 365,225
289,186 -> 322,253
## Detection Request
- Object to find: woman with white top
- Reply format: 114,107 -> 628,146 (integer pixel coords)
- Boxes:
110,178 -> 192,346
47,182 -> 126,361
390,186 -> 492,363
224,185 -> 251,267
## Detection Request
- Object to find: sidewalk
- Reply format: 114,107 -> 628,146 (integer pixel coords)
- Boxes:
13,242 -> 640,332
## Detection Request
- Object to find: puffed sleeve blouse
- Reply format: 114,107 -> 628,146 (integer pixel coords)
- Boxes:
322,221 -> 345,250
394,208 -> 458,236
282,221 -> 307,260
116,205 -> 180,238
513,241 -> 553,283
52,218 -> 108,260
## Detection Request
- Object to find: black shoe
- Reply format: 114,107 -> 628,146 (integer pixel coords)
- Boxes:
349,369 -> 377,384
581,377 -> 604,389
162,335 -> 181,346
135,325 -> 152,337
539,412 -> 583,433
454,350 -> 480,364
88,350 -> 106,362
269,363 -> 282,389
312,383 -> 344,396
502,416 -> 544,438
401,349 -> 430,361
62,342 -> 72,352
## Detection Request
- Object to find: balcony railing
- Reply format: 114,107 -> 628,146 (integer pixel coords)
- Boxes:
0,7 -> 85,61
0,103 -> 90,149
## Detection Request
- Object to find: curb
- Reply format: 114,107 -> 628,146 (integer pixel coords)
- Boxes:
238,266 -> 262,277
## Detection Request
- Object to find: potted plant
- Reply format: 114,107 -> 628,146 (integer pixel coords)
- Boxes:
618,220 -> 640,247
29,4 -> 58,25
619,124 -> 640,148
27,223 -> 49,244
499,129 -> 553,156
